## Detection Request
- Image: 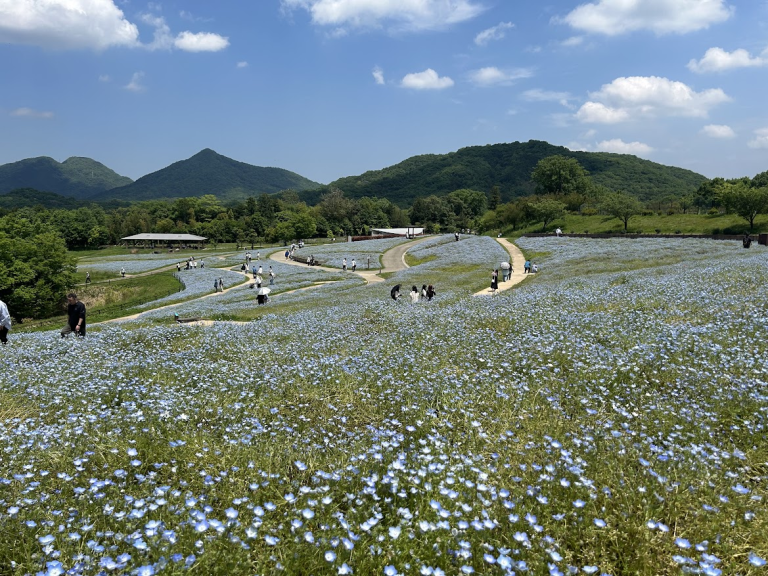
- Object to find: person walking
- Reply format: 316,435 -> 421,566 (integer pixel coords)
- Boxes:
177,262 -> 181,273
351,259 -> 356,272
218,278 -> 224,292
342,258 -> 347,271
491,269 -> 499,295
257,265 -> 263,276
269,267 -> 275,285
61,293 -> 86,337
426,285 -> 436,301
85,272 -> 91,284
256,275 -> 262,289
421,284 -> 427,301
524,260 -> 531,274
120,267 -> 125,278
213,278 -> 219,292
409,286 -> 419,303
0,298 -> 11,344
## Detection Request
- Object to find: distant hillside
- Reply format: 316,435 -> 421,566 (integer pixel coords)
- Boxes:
0,156 -> 133,200
318,140 -> 707,206
95,149 -> 321,202
0,187 -> 89,210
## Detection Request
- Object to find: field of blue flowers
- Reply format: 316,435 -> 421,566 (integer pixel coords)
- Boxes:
1,236 -> 767,575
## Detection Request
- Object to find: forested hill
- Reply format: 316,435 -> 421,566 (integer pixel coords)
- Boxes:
317,140 -> 707,206
0,156 -> 133,200
0,187 -> 91,210
94,149 -> 321,202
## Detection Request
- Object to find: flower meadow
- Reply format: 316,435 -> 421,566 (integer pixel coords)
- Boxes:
1,237 -> 768,575
294,237 -> 411,270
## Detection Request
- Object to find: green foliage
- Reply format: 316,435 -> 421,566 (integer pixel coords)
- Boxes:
0,187 -> 91,210
0,232 -> 77,320
527,197 -> 566,231
94,149 -> 320,202
310,140 -> 707,207
600,192 -> 645,231
531,155 -> 590,196
717,181 -> 768,230
0,156 -> 132,199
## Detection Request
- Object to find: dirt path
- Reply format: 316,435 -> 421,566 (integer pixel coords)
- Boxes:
473,238 -> 529,297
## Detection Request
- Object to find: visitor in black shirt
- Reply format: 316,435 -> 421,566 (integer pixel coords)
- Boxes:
61,292 -> 86,337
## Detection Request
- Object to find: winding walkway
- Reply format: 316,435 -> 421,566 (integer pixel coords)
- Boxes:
269,236 -> 431,284
472,237 -> 529,296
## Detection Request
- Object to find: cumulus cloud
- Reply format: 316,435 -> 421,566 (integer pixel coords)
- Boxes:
281,0 -> 484,32
688,47 -> 767,73
559,0 -> 733,36
468,66 -> 532,86
124,71 -> 145,92
474,21 -> 514,46
701,124 -> 735,138
521,89 -> 574,107
10,107 -> 54,119
748,128 -> 768,149
0,0 -> 139,49
174,31 -> 229,52
401,68 -> 454,90
237,61 -> 249,68
595,138 -> 654,155
575,76 -> 730,123
0,1 -> 228,52
99,75 -> 111,82
372,66 -> 385,85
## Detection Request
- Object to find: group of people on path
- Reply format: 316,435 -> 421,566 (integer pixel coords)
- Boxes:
342,258 -> 357,272
390,284 -> 436,302
523,260 -> 539,274
178,257 -> 204,272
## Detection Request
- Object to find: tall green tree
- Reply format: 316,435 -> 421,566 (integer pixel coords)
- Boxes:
488,186 -> 501,211
528,198 -> 566,232
601,192 -> 645,231
0,232 -> 77,321
717,182 -> 768,230
531,155 -> 590,196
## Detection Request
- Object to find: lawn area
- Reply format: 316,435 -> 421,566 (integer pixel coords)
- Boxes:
1,235 -> 768,575
510,212 -> 768,236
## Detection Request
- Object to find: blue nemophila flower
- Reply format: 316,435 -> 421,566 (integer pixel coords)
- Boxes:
384,566 -> 400,576
38,534 -> 55,545
295,460 -> 308,471
339,563 -> 353,575
594,519 -> 607,528
675,538 -> 691,549
325,551 -> 337,562
749,553 -> 767,567
265,535 -> 279,545
225,507 -> 238,520
389,526 -> 401,539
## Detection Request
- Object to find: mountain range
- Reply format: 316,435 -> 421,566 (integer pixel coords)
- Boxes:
0,142 -> 713,208
0,156 -> 132,200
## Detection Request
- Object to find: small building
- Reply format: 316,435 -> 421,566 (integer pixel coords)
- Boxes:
370,227 -> 425,238
121,233 -> 207,249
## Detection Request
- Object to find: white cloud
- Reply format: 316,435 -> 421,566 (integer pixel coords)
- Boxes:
372,66 -> 385,85
561,36 -> 584,47
99,74 -> 111,82
401,68 -> 454,90
595,138 -> 654,155
748,128 -> 768,149
474,21 -> 513,46
701,124 -> 735,138
0,0 -> 139,49
0,1 -> 229,53
10,107 -> 54,119
575,101 -> 630,123
560,0 -> 733,36
124,71 -> 145,92
688,47 -> 767,73
576,76 -> 730,123
281,0 -> 485,32
468,66 -> 532,86
521,89 -> 574,107
237,61 -> 249,68
174,31 -> 229,52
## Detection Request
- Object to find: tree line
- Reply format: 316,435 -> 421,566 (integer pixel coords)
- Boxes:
2,155 -> 767,322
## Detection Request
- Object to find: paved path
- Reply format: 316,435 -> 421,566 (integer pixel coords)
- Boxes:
269,236 -> 431,285
473,238 -> 529,297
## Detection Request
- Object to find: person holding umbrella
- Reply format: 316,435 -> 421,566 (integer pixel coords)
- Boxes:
256,286 -> 271,305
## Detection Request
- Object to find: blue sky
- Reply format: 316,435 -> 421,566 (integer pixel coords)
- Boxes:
1,0 -> 767,186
